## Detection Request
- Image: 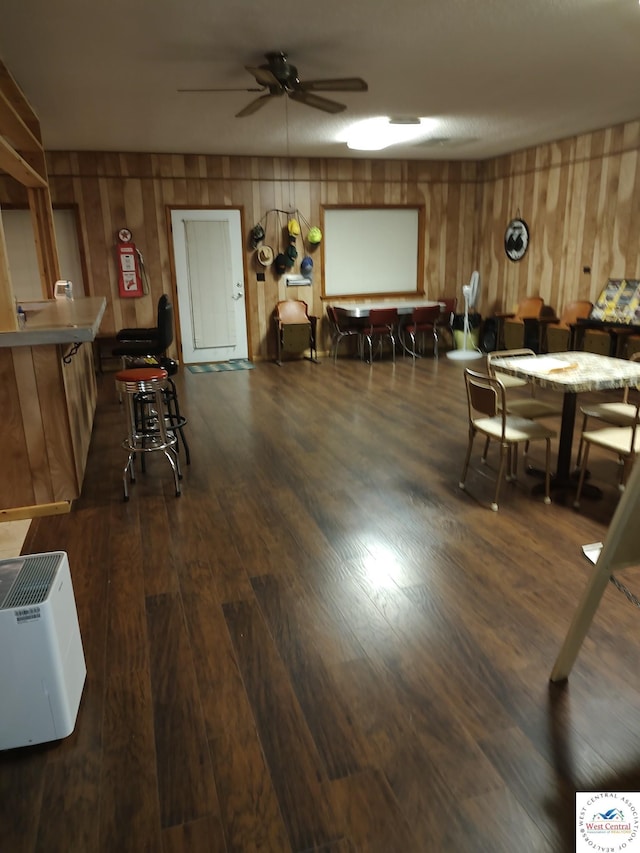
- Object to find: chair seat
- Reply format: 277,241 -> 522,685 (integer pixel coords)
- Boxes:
579,402 -> 638,427
473,415 -> 557,443
501,399 -> 562,419
492,371 -> 529,389
581,426 -> 640,455
116,326 -> 158,341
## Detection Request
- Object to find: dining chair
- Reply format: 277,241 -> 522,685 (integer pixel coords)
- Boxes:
402,304 -> 440,359
487,349 -> 563,419
459,368 -> 556,511
574,403 -> 640,508
326,305 -> 362,361
435,296 -> 457,349
362,307 -> 398,363
545,300 -> 593,352
575,352 -> 640,468
486,348 -> 562,463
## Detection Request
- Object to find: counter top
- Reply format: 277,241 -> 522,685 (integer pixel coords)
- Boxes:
0,297 -> 106,347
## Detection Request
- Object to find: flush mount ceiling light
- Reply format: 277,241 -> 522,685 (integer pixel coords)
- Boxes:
340,116 -> 436,151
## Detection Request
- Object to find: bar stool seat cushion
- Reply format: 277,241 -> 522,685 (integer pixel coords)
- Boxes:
115,367 -> 168,382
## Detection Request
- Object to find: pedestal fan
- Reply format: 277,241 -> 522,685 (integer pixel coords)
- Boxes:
446,270 -> 483,361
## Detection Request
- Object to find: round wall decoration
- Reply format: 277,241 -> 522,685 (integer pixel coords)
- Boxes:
504,218 -> 529,262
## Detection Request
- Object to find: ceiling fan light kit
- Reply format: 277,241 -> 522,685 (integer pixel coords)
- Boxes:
344,116 -> 434,151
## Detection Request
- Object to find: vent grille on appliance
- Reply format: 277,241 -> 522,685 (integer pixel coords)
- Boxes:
0,554 -> 59,609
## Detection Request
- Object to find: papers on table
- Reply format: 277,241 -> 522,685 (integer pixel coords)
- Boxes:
502,356 -> 579,374
582,542 -> 603,564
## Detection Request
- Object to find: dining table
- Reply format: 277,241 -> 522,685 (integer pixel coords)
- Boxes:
328,298 -> 442,318
329,298 -> 444,358
489,351 -> 640,496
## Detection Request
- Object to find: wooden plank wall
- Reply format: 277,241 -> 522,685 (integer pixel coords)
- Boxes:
479,121 -> 640,316
0,343 -> 82,509
1,118 -> 639,360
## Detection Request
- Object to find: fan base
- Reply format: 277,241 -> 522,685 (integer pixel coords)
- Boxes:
446,349 -> 483,361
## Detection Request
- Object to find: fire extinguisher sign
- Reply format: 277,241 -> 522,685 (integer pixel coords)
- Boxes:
116,228 -> 144,298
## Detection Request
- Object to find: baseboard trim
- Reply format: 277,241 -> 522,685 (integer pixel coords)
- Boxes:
0,501 -> 72,522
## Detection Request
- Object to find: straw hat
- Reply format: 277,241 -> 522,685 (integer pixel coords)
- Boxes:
256,245 -> 274,266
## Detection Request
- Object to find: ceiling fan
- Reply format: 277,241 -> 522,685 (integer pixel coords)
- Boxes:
178,51 -> 368,117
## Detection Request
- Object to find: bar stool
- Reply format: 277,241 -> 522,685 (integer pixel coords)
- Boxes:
115,367 -> 182,500
140,358 -> 190,465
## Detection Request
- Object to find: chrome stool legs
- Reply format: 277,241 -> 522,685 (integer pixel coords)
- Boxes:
115,367 -> 182,500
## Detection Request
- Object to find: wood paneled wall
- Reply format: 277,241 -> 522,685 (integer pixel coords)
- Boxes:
479,122 -> 640,316
1,119 -> 639,360
0,341 -> 96,509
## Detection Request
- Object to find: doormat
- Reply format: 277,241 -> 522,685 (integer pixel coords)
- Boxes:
187,359 -> 254,374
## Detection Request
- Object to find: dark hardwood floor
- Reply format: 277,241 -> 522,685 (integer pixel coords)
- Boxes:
2,350 -> 640,852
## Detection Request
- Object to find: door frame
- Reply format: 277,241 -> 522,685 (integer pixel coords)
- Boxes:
166,205 -> 252,362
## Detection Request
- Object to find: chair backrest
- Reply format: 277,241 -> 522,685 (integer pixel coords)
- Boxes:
558,300 -> 593,326
157,296 -> 174,349
411,305 -> 440,325
276,300 -> 309,325
367,307 -> 398,329
486,348 -> 535,377
465,368 -> 505,423
156,293 -> 170,327
437,297 -> 457,324
515,297 -> 544,320
327,305 -> 357,332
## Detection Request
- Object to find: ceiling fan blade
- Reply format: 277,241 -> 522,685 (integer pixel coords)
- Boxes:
235,92 -> 278,118
298,78 -> 368,93
288,90 -> 346,113
245,65 -> 281,88
178,87 -> 265,93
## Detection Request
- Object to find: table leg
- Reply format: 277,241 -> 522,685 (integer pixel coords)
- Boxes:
556,392 -> 576,482
530,390 -> 602,500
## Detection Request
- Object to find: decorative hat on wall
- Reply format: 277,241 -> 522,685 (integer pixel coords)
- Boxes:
257,245 -> 274,266
308,226 -> 322,244
251,224 -> 265,248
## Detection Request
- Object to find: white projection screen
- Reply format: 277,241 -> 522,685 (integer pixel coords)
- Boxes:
322,206 -> 423,297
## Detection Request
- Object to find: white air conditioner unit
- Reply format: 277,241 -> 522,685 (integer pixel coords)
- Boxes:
0,551 -> 86,750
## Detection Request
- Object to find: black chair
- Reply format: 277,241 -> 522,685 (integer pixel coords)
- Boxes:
113,294 -> 173,359
112,296 -> 190,464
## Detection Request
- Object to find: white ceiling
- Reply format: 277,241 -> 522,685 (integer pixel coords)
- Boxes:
1,0 -> 639,161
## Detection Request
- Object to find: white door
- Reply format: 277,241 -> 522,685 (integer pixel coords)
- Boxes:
171,209 -> 247,363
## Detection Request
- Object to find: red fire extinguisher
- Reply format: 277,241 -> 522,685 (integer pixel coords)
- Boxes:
116,228 -> 148,298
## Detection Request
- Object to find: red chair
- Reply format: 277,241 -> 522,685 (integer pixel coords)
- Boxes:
362,307 -> 398,363
402,305 -> 440,359
326,305 -> 362,361
436,296 -> 457,350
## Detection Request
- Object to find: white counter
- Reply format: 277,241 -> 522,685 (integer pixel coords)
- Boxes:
0,297 -> 106,347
